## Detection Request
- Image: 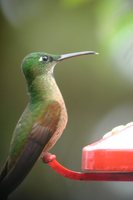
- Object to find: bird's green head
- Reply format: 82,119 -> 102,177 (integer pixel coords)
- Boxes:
22,51 -> 98,83
22,52 -> 60,83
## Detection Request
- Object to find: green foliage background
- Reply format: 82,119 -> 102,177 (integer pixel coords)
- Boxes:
1,0 -> 133,199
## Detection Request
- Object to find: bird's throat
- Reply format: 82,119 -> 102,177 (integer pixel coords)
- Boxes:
28,74 -> 62,104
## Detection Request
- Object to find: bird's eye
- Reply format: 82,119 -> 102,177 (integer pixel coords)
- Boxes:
42,56 -> 49,62
39,56 -> 49,62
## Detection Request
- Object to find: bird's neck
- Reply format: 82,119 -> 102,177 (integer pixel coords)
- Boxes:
27,74 -> 63,104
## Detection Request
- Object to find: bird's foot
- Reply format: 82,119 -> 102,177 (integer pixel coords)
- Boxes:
42,152 -> 56,163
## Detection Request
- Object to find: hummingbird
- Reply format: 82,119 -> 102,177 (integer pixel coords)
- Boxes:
0,51 -> 97,199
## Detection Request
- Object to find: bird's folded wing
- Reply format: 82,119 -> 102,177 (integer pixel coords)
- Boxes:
0,101 -> 61,196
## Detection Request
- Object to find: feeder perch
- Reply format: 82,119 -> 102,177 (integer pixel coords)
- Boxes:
43,122 -> 133,181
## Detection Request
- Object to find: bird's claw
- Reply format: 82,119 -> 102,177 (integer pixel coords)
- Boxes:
42,153 -> 56,163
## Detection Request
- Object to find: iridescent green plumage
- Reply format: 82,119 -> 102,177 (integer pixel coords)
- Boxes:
0,51 -> 97,199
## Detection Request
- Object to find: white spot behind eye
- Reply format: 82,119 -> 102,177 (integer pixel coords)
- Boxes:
39,57 -> 43,62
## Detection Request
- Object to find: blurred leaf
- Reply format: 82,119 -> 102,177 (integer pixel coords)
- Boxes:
60,0 -> 89,8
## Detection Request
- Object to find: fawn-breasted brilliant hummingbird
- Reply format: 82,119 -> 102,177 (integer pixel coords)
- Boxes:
0,51 -> 97,199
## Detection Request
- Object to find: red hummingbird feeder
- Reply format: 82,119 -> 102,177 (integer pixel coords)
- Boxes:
43,122 -> 133,181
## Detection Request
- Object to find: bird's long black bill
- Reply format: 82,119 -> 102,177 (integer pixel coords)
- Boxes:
58,51 -> 98,61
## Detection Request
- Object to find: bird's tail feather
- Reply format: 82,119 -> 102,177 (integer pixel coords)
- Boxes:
0,161 -> 9,200
0,127 -> 51,198
0,194 -> 8,200
0,134 -> 50,198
